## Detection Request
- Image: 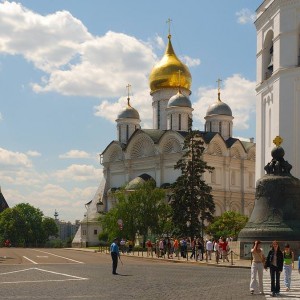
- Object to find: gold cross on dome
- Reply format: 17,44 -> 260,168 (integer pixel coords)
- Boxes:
273,136 -> 283,147
166,18 -> 172,36
216,78 -> 222,93
126,84 -> 131,98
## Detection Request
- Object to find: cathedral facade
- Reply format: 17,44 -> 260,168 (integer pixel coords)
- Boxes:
73,33 -> 256,247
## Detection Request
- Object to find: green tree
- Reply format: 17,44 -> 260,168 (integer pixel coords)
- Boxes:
0,208 -> 27,246
170,119 -> 215,238
15,203 -> 44,246
100,181 -> 171,242
206,211 -> 248,240
42,217 -> 59,240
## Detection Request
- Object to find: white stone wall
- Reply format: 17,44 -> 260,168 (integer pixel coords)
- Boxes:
256,0 -> 300,180
151,88 -> 190,130
116,119 -> 140,144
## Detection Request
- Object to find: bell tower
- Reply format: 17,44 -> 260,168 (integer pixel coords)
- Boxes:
255,0 -> 300,180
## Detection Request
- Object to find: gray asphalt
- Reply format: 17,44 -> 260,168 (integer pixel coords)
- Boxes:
0,248 -> 254,299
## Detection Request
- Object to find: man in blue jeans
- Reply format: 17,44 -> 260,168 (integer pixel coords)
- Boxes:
110,238 -> 120,275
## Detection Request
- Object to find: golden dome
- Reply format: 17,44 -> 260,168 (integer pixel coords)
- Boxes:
149,35 -> 192,93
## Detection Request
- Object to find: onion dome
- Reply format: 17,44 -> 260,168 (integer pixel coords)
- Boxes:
117,97 -> 140,119
206,92 -> 232,116
167,90 -> 191,108
149,35 -> 192,93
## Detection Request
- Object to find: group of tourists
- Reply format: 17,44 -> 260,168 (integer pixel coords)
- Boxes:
111,237 -> 300,297
144,236 -> 232,263
250,240 -> 298,297
109,236 -> 232,275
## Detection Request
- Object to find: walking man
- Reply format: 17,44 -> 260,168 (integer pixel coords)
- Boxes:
110,238 -> 120,275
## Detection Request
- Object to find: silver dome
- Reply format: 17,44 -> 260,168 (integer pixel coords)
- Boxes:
206,100 -> 232,116
167,91 -> 191,108
117,105 -> 140,119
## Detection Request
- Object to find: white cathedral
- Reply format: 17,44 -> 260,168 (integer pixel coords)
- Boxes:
73,0 -> 300,247
73,30 -> 257,247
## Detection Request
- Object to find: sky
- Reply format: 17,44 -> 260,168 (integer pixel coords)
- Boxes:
0,0 -> 262,222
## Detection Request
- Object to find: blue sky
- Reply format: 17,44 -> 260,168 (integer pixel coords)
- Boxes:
0,0 -> 262,222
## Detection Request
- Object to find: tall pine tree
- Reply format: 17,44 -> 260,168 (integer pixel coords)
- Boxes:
170,119 -> 215,238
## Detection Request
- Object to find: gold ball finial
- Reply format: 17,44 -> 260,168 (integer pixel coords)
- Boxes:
273,136 -> 283,147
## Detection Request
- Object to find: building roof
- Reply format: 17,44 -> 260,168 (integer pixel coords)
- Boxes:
0,188 -> 9,213
167,91 -> 192,108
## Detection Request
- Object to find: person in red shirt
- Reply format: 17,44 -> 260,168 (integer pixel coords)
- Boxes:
220,237 -> 229,262
146,239 -> 153,257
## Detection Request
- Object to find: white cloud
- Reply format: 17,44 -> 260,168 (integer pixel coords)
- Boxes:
54,164 -> 102,182
180,55 -> 201,67
0,2 -> 92,72
236,8 -> 256,25
154,35 -> 165,50
32,32 -> 155,97
147,34 -> 165,50
26,150 -> 41,157
0,2 -> 157,98
3,184 -> 100,221
193,74 -> 256,131
234,136 -> 254,142
59,150 -> 91,159
0,147 -> 32,167
94,87 -> 153,128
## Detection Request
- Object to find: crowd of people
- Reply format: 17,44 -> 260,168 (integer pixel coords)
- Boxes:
111,237 -> 300,297
138,236 -> 232,263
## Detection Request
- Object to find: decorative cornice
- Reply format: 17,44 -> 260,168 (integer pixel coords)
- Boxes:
255,0 -> 300,30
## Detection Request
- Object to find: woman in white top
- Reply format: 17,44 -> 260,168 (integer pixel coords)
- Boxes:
250,240 -> 265,295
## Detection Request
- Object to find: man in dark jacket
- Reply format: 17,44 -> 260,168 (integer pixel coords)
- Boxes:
264,241 -> 284,297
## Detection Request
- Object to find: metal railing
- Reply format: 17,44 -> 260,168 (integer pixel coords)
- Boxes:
98,246 -> 244,266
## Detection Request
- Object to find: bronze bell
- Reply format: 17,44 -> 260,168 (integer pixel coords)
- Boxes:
267,45 -> 273,72
267,55 -> 273,71
238,136 -> 300,242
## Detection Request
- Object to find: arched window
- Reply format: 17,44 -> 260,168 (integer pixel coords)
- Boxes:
126,125 -> 129,141
263,30 -> 274,80
170,114 -> 173,130
268,108 -> 271,147
178,114 -> 181,130
231,170 -> 236,186
219,122 -> 222,135
211,169 -> 216,184
157,101 -> 160,129
249,173 -> 254,188
298,30 -> 300,65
